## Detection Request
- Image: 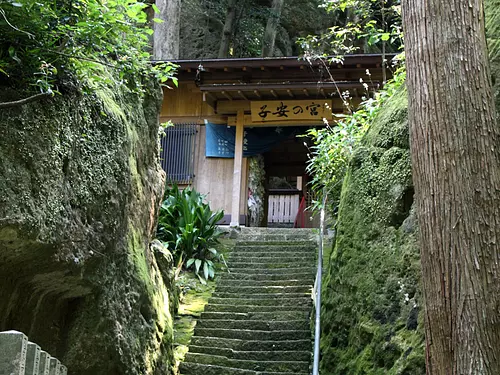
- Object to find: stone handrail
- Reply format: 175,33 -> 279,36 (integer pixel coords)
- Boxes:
0,330 -> 68,375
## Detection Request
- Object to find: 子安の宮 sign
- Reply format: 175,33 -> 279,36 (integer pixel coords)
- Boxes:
250,100 -> 333,122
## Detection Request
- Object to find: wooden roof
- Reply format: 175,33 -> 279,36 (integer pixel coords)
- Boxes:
160,54 -> 396,114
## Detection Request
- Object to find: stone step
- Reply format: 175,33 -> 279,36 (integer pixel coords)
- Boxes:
221,272 -> 314,281
228,261 -> 313,269
214,285 -> 312,294
212,292 -> 310,300
183,352 -> 310,373
204,304 -> 311,313
196,319 -> 310,331
228,252 -> 316,264
240,228 -> 314,235
180,361 -> 309,375
192,328 -> 311,341
225,267 -> 315,276
200,311 -> 311,321
190,336 -> 312,352
234,243 -> 316,251
217,279 -> 312,287
208,297 -> 311,307
187,346 -> 311,362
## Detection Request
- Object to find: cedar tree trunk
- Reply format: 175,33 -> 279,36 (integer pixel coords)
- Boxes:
402,0 -> 500,373
261,0 -> 285,57
153,0 -> 181,60
218,0 -> 238,58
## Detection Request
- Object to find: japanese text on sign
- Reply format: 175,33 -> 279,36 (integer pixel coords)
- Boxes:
250,100 -> 333,122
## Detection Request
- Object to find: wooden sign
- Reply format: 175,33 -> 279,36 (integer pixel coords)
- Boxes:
251,100 -> 333,122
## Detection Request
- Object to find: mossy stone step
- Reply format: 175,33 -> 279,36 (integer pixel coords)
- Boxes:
235,240 -> 315,247
190,336 -> 311,351
220,273 -> 314,281
200,311 -> 310,321
179,362 -> 309,375
212,291 -> 310,299
187,346 -> 311,362
204,304 -> 311,313
196,319 -> 309,331
237,235 -> 314,242
192,328 -> 311,341
225,267 -> 315,276
208,297 -> 311,307
214,285 -> 311,294
183,353 -> 309,373
217,279 -> 311,287
228,262 -> 313,269
234,243 -> 316,250
228,254 -> 316,262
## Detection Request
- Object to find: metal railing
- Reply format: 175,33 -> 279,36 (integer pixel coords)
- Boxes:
312,192 -> 327,375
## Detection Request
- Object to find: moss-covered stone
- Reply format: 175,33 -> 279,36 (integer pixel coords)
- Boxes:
320,3 -> 500,373
0,80 -> 176,374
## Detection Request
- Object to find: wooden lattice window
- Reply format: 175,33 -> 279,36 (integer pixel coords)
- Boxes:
159,123 -> 198,184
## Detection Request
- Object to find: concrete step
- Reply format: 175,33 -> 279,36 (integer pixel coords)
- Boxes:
192,328 -> 311,341
183,352 -> 310,373
189,336 -> 312,352
204,304 -> 311,313
180,362 -> 309,375
187,346 -> 311,362
196,319 -> 310,331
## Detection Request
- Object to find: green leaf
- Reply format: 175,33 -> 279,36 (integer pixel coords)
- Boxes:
11,2 -> 23,6
153,17 -> 164,23
203,261 -> 209,280
186,258 -> 195,268
195,259 -> 202,273
152,4 -> 160,13
381,33 -> 391,41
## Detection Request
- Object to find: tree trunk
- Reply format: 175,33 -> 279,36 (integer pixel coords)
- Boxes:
261,0 -> 285,57
402,0 -> 500,373
218,0 -> 238,58
153,0 -> 181,60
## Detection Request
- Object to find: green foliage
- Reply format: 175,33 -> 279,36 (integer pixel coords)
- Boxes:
298,0 -> 402,57
0,0 -> 177,95
157,184 -> 224,284
304,56 -> 406,210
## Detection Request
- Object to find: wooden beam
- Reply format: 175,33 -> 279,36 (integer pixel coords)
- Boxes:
222,91 -> 233,101
303,89 -> 310,97
254,90 -> 262,99
159,115 -> 228,124
231,110 -> 245,227
320,88 -> 327,98
270,89 -> 279,98
238,90 -> 249,100
287,89 -> 295,98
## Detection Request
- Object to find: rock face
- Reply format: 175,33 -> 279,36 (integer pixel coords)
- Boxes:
320,3 -> 500,374
0,82 -> 175,374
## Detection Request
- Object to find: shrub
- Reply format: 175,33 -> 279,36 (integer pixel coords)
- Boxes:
157,184 -> 224,283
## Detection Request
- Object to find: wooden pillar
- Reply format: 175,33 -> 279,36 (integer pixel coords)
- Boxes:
230,110 -> 245,227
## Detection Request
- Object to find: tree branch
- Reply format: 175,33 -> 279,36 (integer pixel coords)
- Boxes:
0,93 -> 51,109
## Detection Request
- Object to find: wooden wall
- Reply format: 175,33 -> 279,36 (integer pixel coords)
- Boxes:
160,83 -> 248,220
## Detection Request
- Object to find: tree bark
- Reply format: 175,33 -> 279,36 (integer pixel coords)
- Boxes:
153,0 -> 181,60
261,0 -> 285,57
402,0 -> 500,373
218,0 -> 238,58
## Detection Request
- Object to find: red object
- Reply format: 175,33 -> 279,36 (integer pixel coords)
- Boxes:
294,196 -> 306,228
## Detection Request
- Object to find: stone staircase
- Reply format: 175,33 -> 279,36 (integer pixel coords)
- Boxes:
180,228 -> 317,375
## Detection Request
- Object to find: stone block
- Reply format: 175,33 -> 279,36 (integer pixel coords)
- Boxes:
48,358 -> 61,375
26,342 -> 41,375
38,351 -> 50,375
59,365 -> 67,375
0,330 -> 28,375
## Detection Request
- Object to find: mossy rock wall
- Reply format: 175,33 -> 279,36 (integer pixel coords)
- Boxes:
0,82 -> 175,374
320,3 -> 500,373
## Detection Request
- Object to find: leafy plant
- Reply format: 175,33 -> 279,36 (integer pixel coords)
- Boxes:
157,184 -> 224,284
304,57 -> 406,211
0,0 -> 178,96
